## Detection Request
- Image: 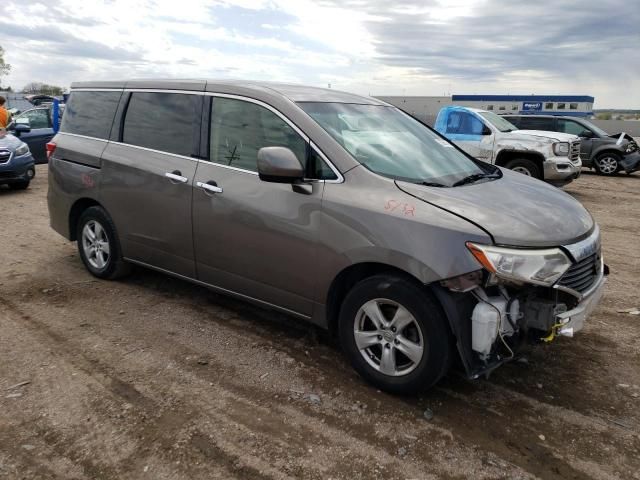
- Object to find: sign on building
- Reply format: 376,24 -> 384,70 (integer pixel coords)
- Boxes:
522,102 -> 543,111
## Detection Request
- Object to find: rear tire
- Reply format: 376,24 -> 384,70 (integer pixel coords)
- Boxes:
76,206 -> 132,280
338,275 -> 452,394
594,152 -> 620,176
505,158 -> 541,179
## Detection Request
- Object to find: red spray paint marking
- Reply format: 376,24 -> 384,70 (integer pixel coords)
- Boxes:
81,173 -> 95,188
384,199 -> 415,216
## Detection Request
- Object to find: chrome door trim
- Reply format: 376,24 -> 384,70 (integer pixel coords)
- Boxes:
57,132 -> 109,143
123,258 -> 311,320
70,88 -> 124,92
109,141 -> 199,163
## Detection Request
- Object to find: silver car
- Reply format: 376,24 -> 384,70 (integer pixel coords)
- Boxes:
47,80 -> 607,394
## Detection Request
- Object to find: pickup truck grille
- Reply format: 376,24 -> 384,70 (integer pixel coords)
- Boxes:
559,251 -> 600,294
569,141 -> 581,162
0,149 -> 11,164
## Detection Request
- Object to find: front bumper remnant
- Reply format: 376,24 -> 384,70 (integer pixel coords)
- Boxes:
555,273 -> 607,337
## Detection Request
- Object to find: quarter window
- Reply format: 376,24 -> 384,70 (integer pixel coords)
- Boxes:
123,92 -> 199,157
61,91 -> 121,139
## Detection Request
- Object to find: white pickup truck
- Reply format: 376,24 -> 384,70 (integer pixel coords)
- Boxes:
434,106 -> 582,186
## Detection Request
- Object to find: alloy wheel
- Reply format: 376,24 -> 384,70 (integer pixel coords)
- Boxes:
82,220 -> 111,270
597,156 -> 618,175
354,298 -> 424,376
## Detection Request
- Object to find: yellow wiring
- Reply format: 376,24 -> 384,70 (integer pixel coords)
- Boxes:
541,322 -> 565,343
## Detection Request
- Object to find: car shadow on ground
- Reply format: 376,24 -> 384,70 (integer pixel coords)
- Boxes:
0,186 -> 34,196
116,262 -> 611,411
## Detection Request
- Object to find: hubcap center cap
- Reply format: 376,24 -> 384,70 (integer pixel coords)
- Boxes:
382,330 -> 395,343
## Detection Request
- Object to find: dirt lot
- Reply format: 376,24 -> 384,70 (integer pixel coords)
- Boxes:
0,166 -> 638,480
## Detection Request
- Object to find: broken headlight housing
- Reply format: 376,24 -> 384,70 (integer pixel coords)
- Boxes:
466,242 -> 571,287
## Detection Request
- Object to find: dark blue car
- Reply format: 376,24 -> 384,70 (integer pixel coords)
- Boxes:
0,130 -> 36,190
9,106 -> 63,164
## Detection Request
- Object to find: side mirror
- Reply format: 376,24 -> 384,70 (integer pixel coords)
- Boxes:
579,130 -> 593,138
14,123 -> 31,135
257,147 -> 304,183
482,125 -> 492,135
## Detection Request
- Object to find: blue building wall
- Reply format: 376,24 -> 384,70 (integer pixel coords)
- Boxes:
452,95 -> 595,117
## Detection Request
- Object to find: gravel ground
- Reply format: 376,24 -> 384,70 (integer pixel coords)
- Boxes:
0,166 -> 638,480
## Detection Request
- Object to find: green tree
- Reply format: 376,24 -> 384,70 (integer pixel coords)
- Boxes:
0,45 -> 11,88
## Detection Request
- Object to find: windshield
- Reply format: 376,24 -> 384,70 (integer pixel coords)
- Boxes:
478,111 -> 517,132
298,102 -> 491,185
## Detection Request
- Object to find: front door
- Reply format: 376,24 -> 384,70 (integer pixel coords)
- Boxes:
558,118 -> 593,159
192,96 -> 330,317
101,91 -> 202,277
16,108 -> 53,163
442,110 -> 494,161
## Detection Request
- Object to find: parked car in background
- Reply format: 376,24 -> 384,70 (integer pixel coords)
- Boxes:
47,80 -> 607,394
505,115 -> 640,175
7,105 -> 63,163
0,130 -> 36,189
434,106 -> 582,186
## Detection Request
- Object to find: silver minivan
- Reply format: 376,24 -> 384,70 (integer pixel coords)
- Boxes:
47,80 -> 607,393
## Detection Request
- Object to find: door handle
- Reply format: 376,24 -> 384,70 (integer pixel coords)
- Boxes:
165,171 -> 188,183
197,181 -> 223,194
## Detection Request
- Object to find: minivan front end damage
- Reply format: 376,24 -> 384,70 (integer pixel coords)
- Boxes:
437,226 -> 607,378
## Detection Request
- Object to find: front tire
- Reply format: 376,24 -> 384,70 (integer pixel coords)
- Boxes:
76,206 -> 131,279
594,152 -> 620,176
339,275 -> 452,394
504,158 -> 541,179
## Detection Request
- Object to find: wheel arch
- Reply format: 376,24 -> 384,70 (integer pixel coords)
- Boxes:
592,148 -> 623,160
494,150 -> 545,178
68,198 -> 103,241
325,262 -> 448,336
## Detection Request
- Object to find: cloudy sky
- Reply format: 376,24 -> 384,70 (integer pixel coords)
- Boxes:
1,0 -> 639,107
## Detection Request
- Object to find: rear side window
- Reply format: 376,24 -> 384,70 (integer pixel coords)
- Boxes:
209,97 -> 306,172
122,92 -> 199,157
61,91 -> 121,139
517,117 -> 554,131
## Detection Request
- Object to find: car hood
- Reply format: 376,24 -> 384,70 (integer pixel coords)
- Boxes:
396,169 -> 594,247
0,132 -> 22,150
511,129 -> 578,143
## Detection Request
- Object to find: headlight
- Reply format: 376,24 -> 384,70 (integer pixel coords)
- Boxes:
466,242 -> 571,286
15,143 -> 30,156
553,142 -> 569,156
625,143 -> 637,153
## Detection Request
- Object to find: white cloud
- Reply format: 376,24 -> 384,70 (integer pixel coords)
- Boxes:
0,0 -> 638,108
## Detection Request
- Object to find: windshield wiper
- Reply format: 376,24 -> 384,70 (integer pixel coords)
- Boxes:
452,172 -> 500,187
419,181 -> 448,188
